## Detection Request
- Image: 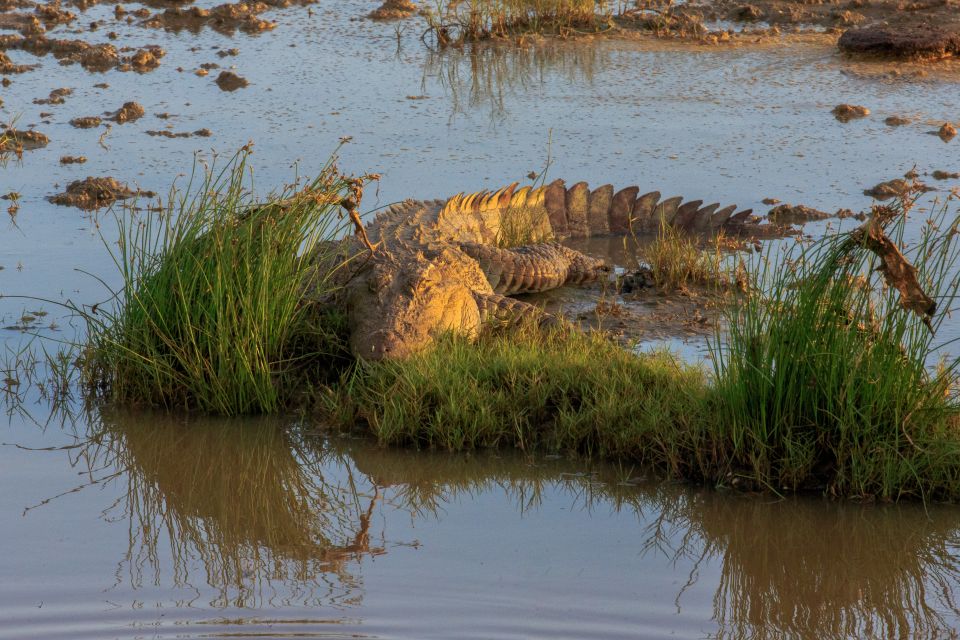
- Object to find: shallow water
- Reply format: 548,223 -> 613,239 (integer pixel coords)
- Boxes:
3,411 -> 960,639
3,0 -> 960,637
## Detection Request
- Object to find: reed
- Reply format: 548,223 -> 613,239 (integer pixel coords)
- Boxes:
81,148 -> 360,415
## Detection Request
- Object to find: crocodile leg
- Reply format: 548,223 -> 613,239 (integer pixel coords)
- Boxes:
459,242 -> 610,295
473,291 -> 556,328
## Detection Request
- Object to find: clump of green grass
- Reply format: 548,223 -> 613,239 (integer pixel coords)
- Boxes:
709,198 -> 960,499
642,220 -> 732,290
331,322 -> 716,465
424,0 -> 613,47
496,204 -> 553,247
82,148 -> 363,415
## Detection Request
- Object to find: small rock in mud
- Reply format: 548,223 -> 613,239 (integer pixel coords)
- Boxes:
761,197 -> 780,205
33,87 -> 72,105
59,155 -> 87,164
215,70 -> 248,91
69,116 -> 102,128
369,0 -> 418,20
938,122 -> 957,142
107,101 -> 145,124
832,103 -> 870,122
767,204 -> 831,224
199,62 -> 219,70
93,82 -> 109,89
48,176 -> 147,210
884,115 -> 911,126
216,47 -> 240,57
838,22 -> 960,60
863,178 -> 931,200
194,68 -> 208,76
0,128 -> 50,150
932,170 -> 960,180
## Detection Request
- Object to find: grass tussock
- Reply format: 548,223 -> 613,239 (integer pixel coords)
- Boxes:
642,220 -> 733,290
496,204 -> 553,247
424,0 -> 613,47
710,198 -> 960,499
82,148 -> 364,415
330,323 -> 714,462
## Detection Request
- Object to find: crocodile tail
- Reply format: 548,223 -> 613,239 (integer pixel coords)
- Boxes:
539,181 -> 755,239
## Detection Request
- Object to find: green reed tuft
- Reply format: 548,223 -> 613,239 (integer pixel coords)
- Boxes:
81,148 -> 359,415
709,197 -> 960,499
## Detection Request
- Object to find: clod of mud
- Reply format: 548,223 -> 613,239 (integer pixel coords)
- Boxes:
107,101 -> 145,124
0,128 -> 49,150
216,47 -> 239,57
124,46 -> 164,71
142,3 -> 276,35
368,0 -> 417,20
69,115 -> 102,128
838,21 -> 960,60
932,170 -> 960,180
0,50 -> 33,73
32,87 -> 72,105
59,155 -> 87,164
214,70 -> 248,90
938,122 -> 957,142
864,178 -> 932,200
35,3 -> 76,26
48,176 -> 151,210
832,104 -> 870,122
761,197 -> 780,205
884,115 -> 911,126
767,204 -> 831,224
145,128 -> 212,138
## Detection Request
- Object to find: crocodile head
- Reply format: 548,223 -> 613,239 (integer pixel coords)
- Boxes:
346,246 -> 493,361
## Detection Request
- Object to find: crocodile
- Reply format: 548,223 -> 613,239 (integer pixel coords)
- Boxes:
323,178 -> 787,360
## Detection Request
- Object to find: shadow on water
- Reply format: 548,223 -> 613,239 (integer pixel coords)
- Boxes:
422,41 -> 606,120
39,412 -> 960,636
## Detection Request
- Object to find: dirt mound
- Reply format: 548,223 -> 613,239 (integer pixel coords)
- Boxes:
215,70 -> 248,90
107,101 -> 146,124
1,128 -> 49,150
832,104 -> 870,122
839,21 -> 960,60
369,0 -> 417,20
48,177 -> 148,210
69,116 -> 102,128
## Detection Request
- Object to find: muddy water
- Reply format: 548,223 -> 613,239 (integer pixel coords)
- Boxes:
2,412 -> 960,639
4,0 -> 960,637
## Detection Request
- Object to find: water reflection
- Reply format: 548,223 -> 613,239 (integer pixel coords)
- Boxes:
422,41 -> 606,119
78,414 -> 382,608
648,491 -> 960,638
46,415 -> 960,636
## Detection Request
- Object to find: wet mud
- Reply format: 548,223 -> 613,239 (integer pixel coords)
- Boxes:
49,176 -> 151,209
